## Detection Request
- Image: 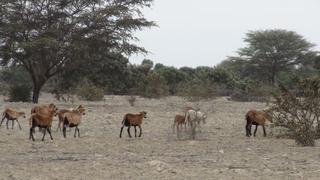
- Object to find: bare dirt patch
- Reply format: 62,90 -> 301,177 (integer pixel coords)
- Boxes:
1,94 -> 320,179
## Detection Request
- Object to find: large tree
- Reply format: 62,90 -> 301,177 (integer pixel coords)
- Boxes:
0,0 -> 155,103
237,29 -> 316,86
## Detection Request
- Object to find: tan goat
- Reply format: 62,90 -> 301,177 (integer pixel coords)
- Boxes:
56,105 -> 83,132
1,108 -> 26,130
62,105 -> 86,138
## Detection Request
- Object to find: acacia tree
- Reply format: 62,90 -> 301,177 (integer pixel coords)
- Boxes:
0,0 -> 155,103
237,29 -> 316,86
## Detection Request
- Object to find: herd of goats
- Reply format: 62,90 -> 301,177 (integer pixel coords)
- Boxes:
0,103 -> 273,141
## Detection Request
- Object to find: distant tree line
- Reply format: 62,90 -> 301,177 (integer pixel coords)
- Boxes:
0,3 -> 319,104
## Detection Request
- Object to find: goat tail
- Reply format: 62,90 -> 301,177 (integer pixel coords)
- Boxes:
245,113 -> 252,125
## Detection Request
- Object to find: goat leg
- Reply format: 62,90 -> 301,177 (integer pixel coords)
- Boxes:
77,127 -> 80,137
47,128 -> 53,140
134,126 -> 137,138
127,126 -> 132,138
6,119 -> 9,129
16,120 -> 22,130
254,125 -> 258,137
74,127 -> 77,138
42,128 -> 47,141
29,127 -> 35,141
0,116 -> 5,127
248,123 -> 252,136
120,125 -> 124,138
138,125 -> 142,137
245,124 -> 250,137
63,125 -> 67,138
262,125 -> 267,137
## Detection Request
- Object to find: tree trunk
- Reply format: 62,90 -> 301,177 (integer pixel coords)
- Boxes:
271,74 -> 276,87
271,62 -> 277,87
32,80 -> 45,103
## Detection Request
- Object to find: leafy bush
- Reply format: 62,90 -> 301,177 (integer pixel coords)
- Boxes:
0,66 -> 32,97
271,77 -> 320,146
8,84 -> 31,102
75,79 -> 104,101
140,73 -> 169,98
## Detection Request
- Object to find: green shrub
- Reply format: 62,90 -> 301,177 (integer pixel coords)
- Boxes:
75,79 -> 104,101
8,84 -> 31,102
140,73 -> 169,98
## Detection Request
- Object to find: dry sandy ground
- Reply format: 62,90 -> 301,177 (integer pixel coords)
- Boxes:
1,94 -> 320,180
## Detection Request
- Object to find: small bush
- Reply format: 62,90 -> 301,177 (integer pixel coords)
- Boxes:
8,84 -> 31,102
75,79 -> 104,101
272,77 -> 320,146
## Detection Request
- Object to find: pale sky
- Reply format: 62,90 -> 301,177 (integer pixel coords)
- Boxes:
130,0 -> 320,68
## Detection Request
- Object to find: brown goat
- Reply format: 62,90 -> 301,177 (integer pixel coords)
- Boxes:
119,111 -> 147,138
62,105 -> 86,138
30,103 -> 58,126
245,109 -> 273,137
1,108 -> 26,130
29,106 -> 57,141
56,105 -> 83,132
173,114 -> 186,133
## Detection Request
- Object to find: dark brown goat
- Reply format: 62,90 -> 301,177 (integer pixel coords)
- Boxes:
119,111 -> 147,138
245,109 -> 273,137
0,108 -> 26,130
29,106 -> 57,141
